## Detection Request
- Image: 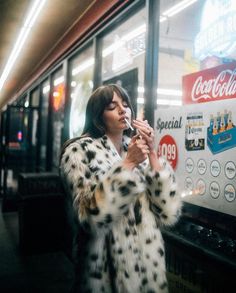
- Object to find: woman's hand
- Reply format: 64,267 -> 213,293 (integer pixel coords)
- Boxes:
123,134 -> 150,170
132,119 -> 162,172
132,119 -> 155,151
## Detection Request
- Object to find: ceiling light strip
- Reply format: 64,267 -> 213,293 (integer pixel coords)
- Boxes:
0,0 -> 46,91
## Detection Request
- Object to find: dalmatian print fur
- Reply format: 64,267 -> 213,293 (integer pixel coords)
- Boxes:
60,135 -> 182,293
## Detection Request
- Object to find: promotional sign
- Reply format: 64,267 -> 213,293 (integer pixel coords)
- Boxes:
155,62 -> 236,217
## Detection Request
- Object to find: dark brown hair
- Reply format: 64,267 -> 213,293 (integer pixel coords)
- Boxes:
82,84 -> 134,138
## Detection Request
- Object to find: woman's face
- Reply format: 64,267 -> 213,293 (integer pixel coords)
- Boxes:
102,92 -> 132,134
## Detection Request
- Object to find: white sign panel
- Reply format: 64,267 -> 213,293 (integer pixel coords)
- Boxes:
155,98 -> 236,217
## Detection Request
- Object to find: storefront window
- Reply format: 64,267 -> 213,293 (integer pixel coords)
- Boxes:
157,0 -> 236,220
102,7 -> 146,119
30,87 -> 40,107
39,79 -> 50,171
69,45 -> 94,138
51,68 -> 65,170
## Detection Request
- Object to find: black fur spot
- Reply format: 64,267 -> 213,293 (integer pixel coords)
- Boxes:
161,199 -> 166,204
141,267 -> 146,273
86,150 -> 96,162
110,233 -> 115,244
71,164 -> 76,169
65,155 -> 69,163
80,142 -> 87,150
85,171 -> 91,178
154,172 -> 160,179
117,248 -> 123,254
125,228 -> 130,237
134,264 -> 139,272
89,166 -> 99,173
77,178 -> 84,188
153,272 -> 158,281
150,203 -> 162,215
153,261 -> 158,267
127,180 -> 136,187
119,186 -> 130,196
146,175 -> 153,185
133,248 -> 138,254
88,207 -> 100,215
155,189 -> 160,196
134,200 -> 142,225
119,204 -> 127,210
105,214 -> 112,224
161,214 -> 168,220
128,218 -> 135,226
111,180 -> 116,192
124,271 -> 129,278
147,188 -> 152,196
99,183 -> 104,191
158,247 -> 164,256
113,166 -> 122,174
90,184 -> 96,192
142,278 -> 148,285
146,238 -> 152,244
72,146 -> 78,152
170,190 -> 176,197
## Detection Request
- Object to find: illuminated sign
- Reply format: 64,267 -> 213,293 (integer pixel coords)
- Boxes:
194,0 -> 236,60
53,84 -> 65,111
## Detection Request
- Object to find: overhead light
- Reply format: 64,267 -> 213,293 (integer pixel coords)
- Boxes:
0,0 -> 47,91
102,24 -> 146,58
157,88 -> 182,96
54,76 -> 64,86
160,0 -> 198,22
72,58 -> 95,76
157,98 -> 182,106
138,86 -> 182,97
42,84 -> 50,94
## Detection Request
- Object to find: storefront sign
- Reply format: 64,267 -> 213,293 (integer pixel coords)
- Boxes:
182,61 -> 236,104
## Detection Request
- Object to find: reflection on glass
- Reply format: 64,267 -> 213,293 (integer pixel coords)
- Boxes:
69,45 -> 94,138
102,8 -> 146,119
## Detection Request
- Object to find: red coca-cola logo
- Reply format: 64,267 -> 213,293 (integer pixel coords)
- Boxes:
183,62 -> 236,104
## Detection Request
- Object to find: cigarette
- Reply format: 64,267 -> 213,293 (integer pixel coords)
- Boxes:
124,118 -> 134,131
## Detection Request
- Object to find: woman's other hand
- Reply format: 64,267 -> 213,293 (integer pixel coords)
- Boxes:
132,119 -> 161,172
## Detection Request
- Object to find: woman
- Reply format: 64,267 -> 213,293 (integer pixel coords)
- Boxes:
60,84 -> 182,293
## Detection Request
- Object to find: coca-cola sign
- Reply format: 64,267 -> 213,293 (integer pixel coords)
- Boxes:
182,61 -> 236,104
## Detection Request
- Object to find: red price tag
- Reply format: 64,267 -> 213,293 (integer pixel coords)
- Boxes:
157,135 -> 178,170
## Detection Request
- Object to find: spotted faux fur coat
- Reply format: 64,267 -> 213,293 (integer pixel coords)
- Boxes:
60,135 -> 182,293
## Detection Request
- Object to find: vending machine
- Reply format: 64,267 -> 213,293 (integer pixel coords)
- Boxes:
155,61 -> 236,292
